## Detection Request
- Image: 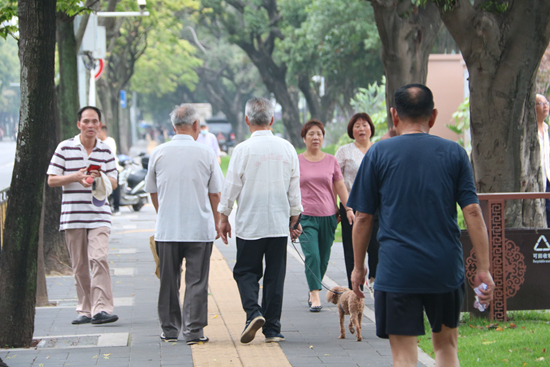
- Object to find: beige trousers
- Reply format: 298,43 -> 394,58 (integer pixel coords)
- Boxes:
65,227 -> 114,317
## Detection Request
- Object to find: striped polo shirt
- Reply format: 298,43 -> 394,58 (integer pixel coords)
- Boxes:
47,134 -> 117,230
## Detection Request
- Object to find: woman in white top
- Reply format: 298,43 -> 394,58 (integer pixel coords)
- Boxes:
335,113 -> 379,290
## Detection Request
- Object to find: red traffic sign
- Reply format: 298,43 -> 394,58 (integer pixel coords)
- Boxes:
94,59 -> 105,80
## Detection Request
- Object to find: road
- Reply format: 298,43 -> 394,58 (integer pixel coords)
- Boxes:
0,140 -> 16,190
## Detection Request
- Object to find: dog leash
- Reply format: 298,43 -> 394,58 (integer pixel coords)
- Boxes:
291,214 -> 375,297
290,214 -> 342,294
290,237 -> 343,295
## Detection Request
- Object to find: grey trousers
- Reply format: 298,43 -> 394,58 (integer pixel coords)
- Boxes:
156,241 -> 213,341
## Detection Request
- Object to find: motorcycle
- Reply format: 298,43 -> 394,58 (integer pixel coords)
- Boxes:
114,153 -> 149,211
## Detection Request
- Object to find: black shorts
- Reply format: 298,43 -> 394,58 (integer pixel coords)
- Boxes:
374,283 -> 465,339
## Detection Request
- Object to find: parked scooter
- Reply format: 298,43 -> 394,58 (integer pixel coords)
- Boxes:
114,153 -> 149,211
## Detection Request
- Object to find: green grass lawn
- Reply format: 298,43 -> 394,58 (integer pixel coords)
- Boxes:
418,311 -> 550,366
334,223 -> 342,242
220,155 -> 230,175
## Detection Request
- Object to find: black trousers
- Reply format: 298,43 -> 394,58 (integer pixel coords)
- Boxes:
109,171 -> 120,211
546,180 -> 550,227
340,203 -> 379,289
111,185 -> 121,211
233,236 -> 287,336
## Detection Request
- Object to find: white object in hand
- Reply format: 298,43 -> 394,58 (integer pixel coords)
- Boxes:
473,283 -> 488,312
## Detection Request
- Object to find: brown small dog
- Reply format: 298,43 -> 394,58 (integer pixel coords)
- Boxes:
326,286 -> 364,341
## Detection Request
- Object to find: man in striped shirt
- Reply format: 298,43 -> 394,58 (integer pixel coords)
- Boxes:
47,106 -> 119,325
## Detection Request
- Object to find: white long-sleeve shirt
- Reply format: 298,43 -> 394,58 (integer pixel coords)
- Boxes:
218,130 -> 303,240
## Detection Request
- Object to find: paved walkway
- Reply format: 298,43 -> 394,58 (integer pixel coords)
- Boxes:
1,205 -> 433,367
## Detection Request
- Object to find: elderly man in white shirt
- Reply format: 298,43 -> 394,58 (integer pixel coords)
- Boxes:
218,97 -> 303,344
145,104 -> 224,345
197,121 -> 222,164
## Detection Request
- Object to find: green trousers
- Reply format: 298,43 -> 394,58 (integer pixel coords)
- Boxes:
298,215 -> 337,291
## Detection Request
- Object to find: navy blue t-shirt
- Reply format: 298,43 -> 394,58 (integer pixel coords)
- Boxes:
347,133 -> 478,293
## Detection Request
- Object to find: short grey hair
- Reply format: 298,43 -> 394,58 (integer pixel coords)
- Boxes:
170,104 -> 199,127
245,97 -> 274,126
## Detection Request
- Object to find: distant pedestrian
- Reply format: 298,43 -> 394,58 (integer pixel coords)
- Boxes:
98,125 -> 120,214
197,121 -> 222,164
335,113 -> 378,291
218,97 -> 303,344
47,106 -> 119,325
145,104 -> 224,345
349,84 -> 494,367
536,94 -> 550,226
298,119 -> 354,312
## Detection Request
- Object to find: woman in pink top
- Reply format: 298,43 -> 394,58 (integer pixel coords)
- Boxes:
298,119 -> 355,312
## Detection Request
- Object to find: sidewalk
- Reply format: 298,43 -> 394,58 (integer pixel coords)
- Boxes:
1,205 -> 433,367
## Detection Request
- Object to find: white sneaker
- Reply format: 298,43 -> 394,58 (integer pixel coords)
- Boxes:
367,280 -> 375,299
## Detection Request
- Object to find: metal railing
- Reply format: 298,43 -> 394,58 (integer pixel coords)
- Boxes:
0,187 -> 8,249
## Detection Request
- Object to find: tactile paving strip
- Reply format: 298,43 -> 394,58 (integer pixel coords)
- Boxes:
180,245 -> 292,367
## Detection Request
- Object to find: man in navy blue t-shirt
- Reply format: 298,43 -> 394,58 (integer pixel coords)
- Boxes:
348,84 -> 495,367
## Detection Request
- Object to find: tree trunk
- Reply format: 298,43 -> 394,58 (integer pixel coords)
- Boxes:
199,75 -> 246,141
297,73 -> 335,123
0,0 -> 56,348
41,14 -> 78,276
437,0 -> 550,227
226,93 -> 244,141
43,89 -> 71,276
36,185 -> 49,307
369,0 -> 443,128
57,16 -> 80,139
276,84 -> 303,147
42,183 -> 71,275
258,70 -> 303,146
238,43 -> 304,147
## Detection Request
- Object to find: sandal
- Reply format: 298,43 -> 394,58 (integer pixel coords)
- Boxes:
309,305 -> 322,312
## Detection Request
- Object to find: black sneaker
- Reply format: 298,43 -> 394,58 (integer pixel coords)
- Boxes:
71,315 -> 92,325
160,333 -> 178,343
265,333 -> 285,343
186,336 -> 209,345
240,315 -> 265,344
91,311 -> 119,325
